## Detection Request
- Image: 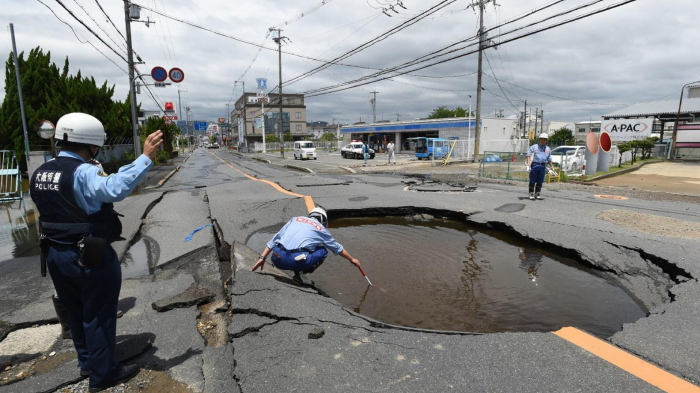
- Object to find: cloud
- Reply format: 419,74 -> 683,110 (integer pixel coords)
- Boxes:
1,0 -> 699,124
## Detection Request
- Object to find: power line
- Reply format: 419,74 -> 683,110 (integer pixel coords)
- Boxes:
93,0 -> 126,41
484,50 -> 521,112
283,0 -> 458,87
52,0 -> 128,63
271,0 -> 337,29
303,0 -> 640,97
37,0 -> 128,74
70,0 -> 128,55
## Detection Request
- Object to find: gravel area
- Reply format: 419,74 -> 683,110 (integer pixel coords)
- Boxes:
0,324 -> 60,356
597,209 -> 700,239
56,369 -> 190,393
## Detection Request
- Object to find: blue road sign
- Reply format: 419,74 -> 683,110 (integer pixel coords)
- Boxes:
256,78 -> 267,90
176,120 -> 187,130
194,121 -> 207,131
151,66 -> 167,82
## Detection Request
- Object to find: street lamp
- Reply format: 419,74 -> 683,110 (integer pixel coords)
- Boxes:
670,80 -> 700,159
468,95 -> 472,159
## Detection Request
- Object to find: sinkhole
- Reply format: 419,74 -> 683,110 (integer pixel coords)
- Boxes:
247,216 -> 645,338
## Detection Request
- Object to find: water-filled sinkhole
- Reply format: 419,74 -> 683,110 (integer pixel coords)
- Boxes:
247,216 -> 645,337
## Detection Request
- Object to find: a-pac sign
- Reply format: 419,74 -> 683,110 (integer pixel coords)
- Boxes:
602,119 -> 653,141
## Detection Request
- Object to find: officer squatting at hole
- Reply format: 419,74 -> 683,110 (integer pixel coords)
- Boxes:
251,207 -> 362,285
526,133 -> 557,201
30,112 -> 163,392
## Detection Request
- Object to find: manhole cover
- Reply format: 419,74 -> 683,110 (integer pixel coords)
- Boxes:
595,195 -> 629,200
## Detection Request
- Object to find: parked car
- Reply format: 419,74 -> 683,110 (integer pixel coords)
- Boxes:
294,141 -> 317,160
550,146 -> 584,173
341,142 -> 375,159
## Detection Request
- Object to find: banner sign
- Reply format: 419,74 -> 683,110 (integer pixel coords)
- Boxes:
238,118 -> 244,142
602,119 -> 653,141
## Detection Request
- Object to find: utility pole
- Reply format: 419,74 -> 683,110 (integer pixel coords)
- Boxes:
370,91 -> 379,123
270,28 -> 286,142
395,113 -> 400,121
522,100 -> 527,138
473,0 -> 489,159
540,109 -> 545,134
123,1 -> 142,157
9,24 -> 30,169
534,107 -> 539,137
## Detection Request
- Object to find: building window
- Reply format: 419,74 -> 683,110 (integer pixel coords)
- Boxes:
578,128 -> 586,133
591,127 -> 600,132
295,112 -> 301,119
296,124 -> 302,131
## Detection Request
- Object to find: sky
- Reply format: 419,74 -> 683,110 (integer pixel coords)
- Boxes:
2,0 -> 700,125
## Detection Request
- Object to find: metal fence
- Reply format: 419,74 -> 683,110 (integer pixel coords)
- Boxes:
0,151 -> 23,205
480,151 -> 569,182
443,139 -> 474,163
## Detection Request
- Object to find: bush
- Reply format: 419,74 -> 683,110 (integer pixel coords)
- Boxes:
124,150 -> 136,162
155,150 -> 169,165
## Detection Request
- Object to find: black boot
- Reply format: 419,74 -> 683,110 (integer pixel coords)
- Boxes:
528,184 -> 535,200
52,295 -> 72,339
535,184 -> 543,200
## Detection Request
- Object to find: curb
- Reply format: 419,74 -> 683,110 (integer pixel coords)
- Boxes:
285,164 -> 315,174
155,165 -> 180,188
252,157 -> 271,164
339,166 -> 356,174
583,160 -> 663,182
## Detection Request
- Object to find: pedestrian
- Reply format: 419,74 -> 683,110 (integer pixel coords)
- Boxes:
251,207 -> 362,285
525,133 -> 556,200
363,142 -> 370,165
31,113 -> 163,392
387,140 -> 396,165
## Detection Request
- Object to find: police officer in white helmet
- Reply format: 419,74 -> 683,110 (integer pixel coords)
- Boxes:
526,133 -> 556,200
30,113 -> 163,392
251,207 -> 361,285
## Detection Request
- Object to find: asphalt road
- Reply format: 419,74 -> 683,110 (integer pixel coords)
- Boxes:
2,148 -> 699,392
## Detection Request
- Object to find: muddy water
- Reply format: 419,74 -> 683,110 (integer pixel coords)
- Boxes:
248,216 -> 645,338
121,235 -> 159,279
0,203 -> 40,263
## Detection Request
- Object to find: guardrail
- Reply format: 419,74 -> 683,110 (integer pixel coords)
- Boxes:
0,151 -> 23,206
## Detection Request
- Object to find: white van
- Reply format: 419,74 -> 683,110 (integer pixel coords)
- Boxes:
294,141 -> 317,160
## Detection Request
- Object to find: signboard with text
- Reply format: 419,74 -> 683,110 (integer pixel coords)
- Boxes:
602,119 -> 653,141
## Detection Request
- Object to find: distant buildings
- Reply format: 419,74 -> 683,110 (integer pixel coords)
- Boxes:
231,92 -> 307,145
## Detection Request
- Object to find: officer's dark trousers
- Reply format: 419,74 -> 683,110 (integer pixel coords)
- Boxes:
529,164 -> 546,187
47,243 -> 121,388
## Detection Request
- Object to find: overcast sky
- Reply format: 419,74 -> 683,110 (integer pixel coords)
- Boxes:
2,0 -> 699,125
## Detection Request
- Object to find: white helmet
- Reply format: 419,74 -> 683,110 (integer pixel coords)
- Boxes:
56,113 -> 106,147
308,207 -> 328,227
538,133 -> 549,139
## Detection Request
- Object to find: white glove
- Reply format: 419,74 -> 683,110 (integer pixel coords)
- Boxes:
548,169 -> 556,176
526,166 -> 531,173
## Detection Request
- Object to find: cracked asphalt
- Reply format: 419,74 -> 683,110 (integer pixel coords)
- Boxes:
1,147 -> 699,392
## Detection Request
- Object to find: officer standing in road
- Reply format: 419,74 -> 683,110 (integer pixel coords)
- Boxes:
526,133 -> 556,200
251,207 -> 361,285
31,113 -> 163,392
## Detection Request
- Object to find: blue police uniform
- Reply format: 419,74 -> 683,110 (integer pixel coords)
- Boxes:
30,151 -> 152,388
267,217 -> 343,273
528,144 -> 552,187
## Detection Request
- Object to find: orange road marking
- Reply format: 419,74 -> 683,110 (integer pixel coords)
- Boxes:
213,152 -> 315,213
553,327 -> 700,392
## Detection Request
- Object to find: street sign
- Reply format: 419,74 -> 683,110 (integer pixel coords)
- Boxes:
194,121 -> 207,131
169,67 -> 185,83
256,118 -> 263,130
154,82 -> 170,87
256,78 -> 267,90
151,66 -> 167,82
257,91 -> 266,98
218,117 -> 226,124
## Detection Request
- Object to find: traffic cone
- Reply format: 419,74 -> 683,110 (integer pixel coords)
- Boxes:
511,153 -> 515,162
581,160 -> 586,179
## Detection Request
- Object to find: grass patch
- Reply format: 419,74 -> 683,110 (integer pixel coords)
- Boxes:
582,158 -> 663,181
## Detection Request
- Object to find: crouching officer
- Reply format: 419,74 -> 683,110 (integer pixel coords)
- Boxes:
251,207 -> 361,284
30,112 -> 163,392
526,133 -> 556,200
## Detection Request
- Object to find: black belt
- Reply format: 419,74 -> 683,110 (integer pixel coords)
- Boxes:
532,162 -> 546,165
274,244 -> 313,253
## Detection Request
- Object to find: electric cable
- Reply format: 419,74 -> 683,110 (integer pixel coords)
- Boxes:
70,0 -> 128,55
93,0 -> 126,40
302,0 -> 639,97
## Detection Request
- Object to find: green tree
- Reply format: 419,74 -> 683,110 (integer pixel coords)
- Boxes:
140,116 -> 177,155
265,134 -> 281,143
283,133 -> 294,142
0,47 -> 134,169
638,137 -> 656,159
319,132 -> 335,141
428,106 -> 474,119
548,128 -> 575,146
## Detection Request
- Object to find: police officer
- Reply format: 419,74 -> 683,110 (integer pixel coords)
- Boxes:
526,133 -> 556,200
251,207 -> 361,284
30,113 -> 163,392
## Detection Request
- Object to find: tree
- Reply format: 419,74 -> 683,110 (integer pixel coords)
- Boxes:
283,133 -> 294,142
140,116 -> 178,155
548,128 -> 575,146
617,142 -> 631,167
0,47 -> 133,169
319,132 -> 335,141
265,134 -> 280,143
638,137 -> 656,159
427,106 -> 474,119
